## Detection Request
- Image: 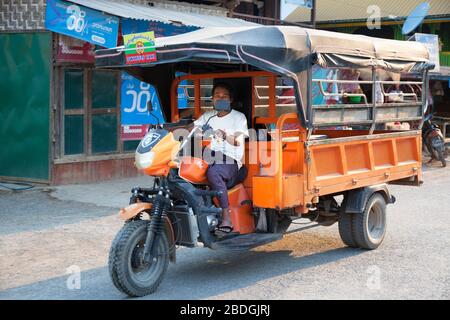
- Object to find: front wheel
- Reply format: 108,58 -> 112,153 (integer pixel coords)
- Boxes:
109,220 -> 169,297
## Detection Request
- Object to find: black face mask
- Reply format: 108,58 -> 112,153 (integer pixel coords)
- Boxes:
213,99 -> 231,112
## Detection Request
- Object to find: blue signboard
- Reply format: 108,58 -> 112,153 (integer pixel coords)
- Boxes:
45,0 -> 119,48
121,72 -> 165,125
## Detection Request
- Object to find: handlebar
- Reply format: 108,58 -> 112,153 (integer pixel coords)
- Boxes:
176,125 -> 204,157
174,124 -> 219,162
162,117 -> 194,129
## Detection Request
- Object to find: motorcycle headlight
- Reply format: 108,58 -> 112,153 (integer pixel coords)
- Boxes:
135,151 -> 155,170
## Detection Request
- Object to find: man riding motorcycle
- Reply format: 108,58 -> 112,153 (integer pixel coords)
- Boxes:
172,82 -> 249,232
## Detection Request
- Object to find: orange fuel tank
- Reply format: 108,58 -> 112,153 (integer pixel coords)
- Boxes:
179,156 -> 209,184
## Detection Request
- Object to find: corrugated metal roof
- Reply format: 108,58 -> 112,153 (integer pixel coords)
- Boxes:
284,0 -> 450,23
67,0 -> 258,27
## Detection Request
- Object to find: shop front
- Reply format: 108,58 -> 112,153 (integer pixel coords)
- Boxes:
0,0 -> 256,185
48,3 -> 200,184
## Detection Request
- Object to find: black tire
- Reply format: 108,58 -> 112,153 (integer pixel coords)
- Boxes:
338,196 -> 358,248
436,149 -> 447,167
109,220 -> 169,297
338,211 -> 358,248
351,193 -> 387,250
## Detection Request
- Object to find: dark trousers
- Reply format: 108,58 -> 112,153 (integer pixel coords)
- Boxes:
205,150 -> 238,209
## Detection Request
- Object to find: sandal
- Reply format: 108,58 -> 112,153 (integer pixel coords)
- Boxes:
216,225 -> 234,233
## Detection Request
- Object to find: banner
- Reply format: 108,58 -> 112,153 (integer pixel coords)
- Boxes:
56,34 -> 95,63
45,0 -> 119,48
123,31 -> 156,65
121,125 -> 150,141
121,72 -> 164,140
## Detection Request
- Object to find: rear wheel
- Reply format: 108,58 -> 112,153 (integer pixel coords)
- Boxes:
435,148 -> 447,167
352,193 -> 387,250
338,211 -> 357,248
109,220 -> 169,297
339,193 -> 387,250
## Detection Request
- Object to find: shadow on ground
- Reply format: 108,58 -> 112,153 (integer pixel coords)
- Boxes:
0,236 -> 365,300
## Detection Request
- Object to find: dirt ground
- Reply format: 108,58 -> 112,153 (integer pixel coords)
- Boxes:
0,159 -> 449,299
0,190 -> 121,291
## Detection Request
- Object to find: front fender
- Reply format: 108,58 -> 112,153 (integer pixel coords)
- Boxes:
118,202 -> 176,263
119,203 -> 152,220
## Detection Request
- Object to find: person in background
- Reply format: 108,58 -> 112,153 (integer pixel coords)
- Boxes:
339,68 -> 361,103
375,74 -> 384,104
279,78 -> 295,105
325,68 -> 340,104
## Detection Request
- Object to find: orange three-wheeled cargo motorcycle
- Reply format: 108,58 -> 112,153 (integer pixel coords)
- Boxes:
96,26 -> 432,296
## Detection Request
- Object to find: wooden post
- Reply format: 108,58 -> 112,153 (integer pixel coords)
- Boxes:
311,0 -> 316,28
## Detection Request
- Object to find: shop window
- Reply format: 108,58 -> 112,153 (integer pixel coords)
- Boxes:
62,68 -> 119,157
92,71 -> 117,108
92,114 -> 117,153
91,70 -> 118,154
124,140 -> 140,152
64,69 -> 84,109
63,69 -> 85,155
64,115 -> 84,155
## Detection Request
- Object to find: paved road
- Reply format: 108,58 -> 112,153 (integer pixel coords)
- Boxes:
0,165 -> 449,300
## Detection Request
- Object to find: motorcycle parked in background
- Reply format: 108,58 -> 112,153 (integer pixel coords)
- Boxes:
422,113 -> 447,167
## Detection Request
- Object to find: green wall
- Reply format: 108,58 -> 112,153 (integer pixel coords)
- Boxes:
0,32 -> 51,181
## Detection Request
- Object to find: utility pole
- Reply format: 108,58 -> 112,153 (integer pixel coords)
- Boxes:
310,0 -> 316,28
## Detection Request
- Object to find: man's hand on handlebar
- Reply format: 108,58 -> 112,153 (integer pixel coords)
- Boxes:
199,125 -> 224,140
201,123 -> 212,132
213,129 -> 226,140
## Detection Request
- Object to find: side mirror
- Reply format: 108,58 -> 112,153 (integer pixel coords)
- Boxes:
146,100 -> 160,126
147,100 -> 153,112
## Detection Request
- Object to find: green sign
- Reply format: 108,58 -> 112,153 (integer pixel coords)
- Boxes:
123,31 -> 156,65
